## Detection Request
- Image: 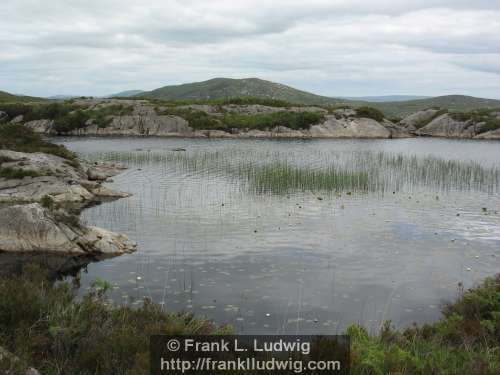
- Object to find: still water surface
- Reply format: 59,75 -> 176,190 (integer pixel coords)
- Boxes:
58,137 -> 500,334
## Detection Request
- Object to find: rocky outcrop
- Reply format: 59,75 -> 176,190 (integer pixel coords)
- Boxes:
70,115 -> 192,136
415,114 -> 476,138
474,128 -> 500,139
0,111 -> 7,122
12,98 -> 498,140
0,150 -> 129,203
399,109 -> 440,131
310,116 -> 391,138
0,149 -> 136,256
0,204 -> 136,255
24,119 -> 54,133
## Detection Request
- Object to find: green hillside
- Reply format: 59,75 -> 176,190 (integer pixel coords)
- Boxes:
137,79 -> 500,117
139,77 -> 348,106
0,90 -> 46,104
369,95 -> 500,118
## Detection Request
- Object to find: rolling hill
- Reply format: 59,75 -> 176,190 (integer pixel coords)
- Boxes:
371,95 -> 500,118
108,90 -> 144,98
138,78 -> 349,106
137,78 -> 500,117
344,95 -> 431,102
0,90 -> 46,103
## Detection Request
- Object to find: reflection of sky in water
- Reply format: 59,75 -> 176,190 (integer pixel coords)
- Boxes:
53,137 -> 500,334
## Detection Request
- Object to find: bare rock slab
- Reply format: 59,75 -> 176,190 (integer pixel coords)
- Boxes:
0,204 -> 137,255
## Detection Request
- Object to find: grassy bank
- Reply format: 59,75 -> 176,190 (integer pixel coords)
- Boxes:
0,265 -> 498,374
0,124 -> 78,164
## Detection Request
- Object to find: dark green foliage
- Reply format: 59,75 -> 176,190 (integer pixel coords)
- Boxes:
0,102 -> 77,123
448,109 -> 500,134
160,106 -> 324,131
89,104 -> 133,128
40,195 -> 55,209
0,124 -> 78,163
221,111 -> 325,131
53,109 -> 90,133
0,265 -> 229,374
1,267 -> 498,374
349,275 -> 500,374
0,102 -> 134,133
478,118 -> 500,133
0,167 -> 40,179
355,106 -> 385,122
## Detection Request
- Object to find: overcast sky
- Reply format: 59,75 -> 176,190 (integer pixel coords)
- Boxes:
1,0 -> 499,98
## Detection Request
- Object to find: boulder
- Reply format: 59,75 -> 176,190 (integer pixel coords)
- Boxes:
309,116 -> 391,138
0,204 -> 137,255
86,161 -> 128,181
400,109 -> 440,131
382,120 -> 413,138
0,111 -> 7,122
23,119 -> 54,133
415,114 -> 475,138
474,128 -> 500,140
10,115 -> 23,124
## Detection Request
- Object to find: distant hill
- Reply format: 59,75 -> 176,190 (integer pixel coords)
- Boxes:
108,90 -> 144,98
47,95 -> 80,100
370,95 -> 500,118
0,90 -> 46,103
345,95 -> 431,102
139,78 -> 348,106
138,78 -> 500,117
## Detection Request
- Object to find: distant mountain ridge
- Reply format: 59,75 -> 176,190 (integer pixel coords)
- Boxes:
344,95 -> 431,102
136,78 -> 500,116
108,90 -> 144,98
2,79 -> 500,117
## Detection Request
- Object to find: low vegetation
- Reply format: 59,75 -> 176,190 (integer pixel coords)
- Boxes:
0,265 -> 231,374
0,124 -> 78,163
0,167 -> 41,180
355,106 -> 385,122
448,109 -> 500,134
0,265 -> 498,374
160,106 -> 325,131
0,102 -> 133,134
349,274 -> 500,374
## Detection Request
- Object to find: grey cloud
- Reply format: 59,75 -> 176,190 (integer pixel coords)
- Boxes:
0,0 -> 499,98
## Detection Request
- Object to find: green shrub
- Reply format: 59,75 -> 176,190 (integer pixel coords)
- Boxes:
221,111 -> 324,131
477,118 -> 500,134
350,275 -> 500,374
0,167 -> 41,179
53,110 -> 90,133
0,265 -> 230,374
355,106 -> 385,122
40,194 -> 55,209
0,124 -> 78,164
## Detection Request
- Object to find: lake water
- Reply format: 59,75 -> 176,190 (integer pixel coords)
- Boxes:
58,137 -> 500,334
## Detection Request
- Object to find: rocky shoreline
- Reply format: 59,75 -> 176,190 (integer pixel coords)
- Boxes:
0,149 -> 136,256
15,98 -> 500,140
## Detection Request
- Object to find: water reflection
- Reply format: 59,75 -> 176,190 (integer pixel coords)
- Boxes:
52,137 -> 500,334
